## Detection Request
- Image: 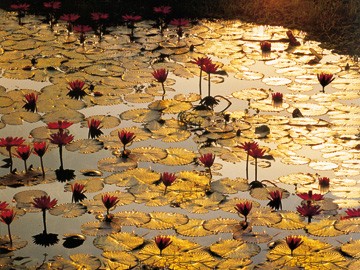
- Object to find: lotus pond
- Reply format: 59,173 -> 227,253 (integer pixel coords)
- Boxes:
0,7 -> 360,270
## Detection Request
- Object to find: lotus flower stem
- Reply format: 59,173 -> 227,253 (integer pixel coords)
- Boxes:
42,210 -> 47,234
164,186 -> 168,195
23,160 -> 28,173
254,157 -> 258,182
8,149 -> 13,173
199,69 -> 203,96
207,73 -> 211,96
161,82 -> 166,100
245,152 -> 249,180
59,145 -> 64,170
7,224 -> 12,245
40,156 -> 45,177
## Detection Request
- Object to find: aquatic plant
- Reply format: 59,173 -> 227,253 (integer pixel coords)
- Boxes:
118,130 -> 136,158
15,145 -> 31,173
271,92 -> 283,107
47,120 -> 73,131
87,119 -> 103,139
260,41 -> 271,52
122,14 -> 142,41
235,201 -> 252,225
23,93 -> 38,112
285,236 -> 303,256
10,3 -> 30,25
170,18 -> 189,41
49,130 -> 74,170
248,145 -> 266,183
199,153 -> 215,182
102,194 -> 119,221
267,190 -> 282,211
91,12 -> 109,41
161,172 -> 176,195
191,56 -> 212,97
59,13 -> 80,34
32,195 -> 58,234
0,136 -> 25,173
201,60 -> 219,97
296,201 -> 321,223
317,72 -> 335,92
152,68 -> 169,99
33,141 -> 48,176
71,183 -> 87,203
237,141 -> 259,180
67,80 -> 87,100
0,209 -> 16,245
43,1 -> 61,31
154,235 -> 172,255
318,177 -> 330,193
153,5 -> 171,34
73,25 -> 92,47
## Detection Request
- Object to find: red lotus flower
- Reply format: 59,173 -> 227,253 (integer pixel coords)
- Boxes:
0,209 -> 16,245
33,141 -> 47,176
297,190 -> 323,201
60,13 -> 80,22
296,201 -> 321,223
15,145 -> 31,160
10,3 -> 30,11
260,41 -> 271,52
0,209 -> 16,225
238,141 -> 259,152
153,6 -> 172,15
73,25 -> 92,33
285,236 -> 303,256
191,56 -> 212,68
286,30 -> 301,46
152,68 -> 168,83
271,92 -> 283,104
33,141 -> 47,157
122,14 -> 142,22
199,153 -> 215,168
71,183 -> 87,203
118,130 -> 136,149
23,93 -> 38,112
33,195 -> 57,234
43,2 -> 61,9
235,201 -> 252,223
249,146 -> 266,159
317,72 -> 335,92
0,136 -> 25,173
267,190 -> 282,211
47,120 -> 73,130
88,119 -> 103,139
102,194 -> 119,216
33,195 -> 58,211
170,18 -> 189,27
154,236 -> 172,255
0,201 -> 9,211
91,12 -> 109,21
50,130 -> 74,146
67,80 -> 87,100
318,177 -> 330,187
201,61 -> 219,74
161,172 -> 176,195
0,137 -> 25,152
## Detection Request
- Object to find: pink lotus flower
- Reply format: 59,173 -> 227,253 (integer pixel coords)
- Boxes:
33,141 -> 48,176
23,93 -> 38,112
154,235 -> 172,255
88,119 -> 103,139
199,153 -> 215,181
153,6 -> 172,15
249,145 -> 266,182
71,183 -> 87,203
67,80 -> 87,100
32,195 -> 57,234
152,68 -> 169,98
91,12 -> 109,21
271,92 -> 283,107
267,190 -> 282,211
201,61 -> 219,96
237,141 -> 259,179
15,145 -> 31,172
190,56 -> 213,96
0,136 -> 25,173
50,130 -> 74,169
43,2 -> 61,9
297,190 -> 324,201
235,201 -> 252,224
319,177 -> 330,193
161,172 -> 176,195
47,120 -> 73,130
285,236 -> 303,256
118,130 -> 136,156
122,14 -> 142,22
0,209 -> 16,245
296,201 -> 321,223
260,41 -> 271,52
317,72 -> 335,92
60,13 -> 80,22
102,194 -> 119,217
10,3 -> 30,25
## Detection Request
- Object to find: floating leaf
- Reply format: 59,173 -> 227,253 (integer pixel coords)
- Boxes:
65,139 -> 104,154
271,211 -> 306,230
49,203 -> 87,218
306,219 -> 345,237
81,221 -> 122,236
141,212 -> 189,230
102,251 -> 138,269
93,232 -> 144,252
175,219 -> 213,237
113,211 -> 151,226
69,254 -> 102,270
210,239 -> 261,258
157,147 -> 197,166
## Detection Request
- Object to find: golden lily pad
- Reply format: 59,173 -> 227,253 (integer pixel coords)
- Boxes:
157,147 -> 197,166
113,211 -> 151,226
216,258 -> 253,270
232,88 -> 269,101
220,198 -> 261,213
341,239 -> 360,258
82,115 -> 121,129
97,156 -> 138,172
120,108 -> 161,123
278,173 -> 316,185
13,190 -> 48,210
2,111 -> 41,125
179,195 -> 224,214
148,99 -> 192,114
209,239 -> 261,258
151,127 -> 191,143
175,219 -> 213,237
42,109 -> 85,124
93,232 -> 144,252
102,251 -> 138,269
141,212 -> 189,230
49,203 -> 87,218
334,218 -> 360,233
203,218 -> 239,233
64,178 -> 104,193
81,221 -> 122,236
0,235 -> 28,251
262,77 -> 292,86
104,168 -> 160,186
65,139 -> 104,154
306,219 -> 345,237
211,177 -> 249,194
271,211 -> 306,230
69,254 -> 102,270
124,92 -> 154,103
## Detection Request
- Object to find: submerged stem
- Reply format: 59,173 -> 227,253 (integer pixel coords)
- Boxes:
40,156 -> 45,177
8,148 -> 13,173
245,152 -> 249,180
7,224 -> 12,245
255,157 -> 258,182
59,145 -> 63,170
42,210 -> 47,235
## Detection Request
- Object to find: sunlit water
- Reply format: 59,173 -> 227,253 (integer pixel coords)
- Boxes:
0,8 -> 359,269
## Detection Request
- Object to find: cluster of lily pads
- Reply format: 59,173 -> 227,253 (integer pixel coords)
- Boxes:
0,2 -> 359,269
